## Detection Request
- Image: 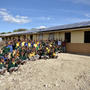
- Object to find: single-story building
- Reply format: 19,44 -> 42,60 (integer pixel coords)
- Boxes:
0,21 -> 90,55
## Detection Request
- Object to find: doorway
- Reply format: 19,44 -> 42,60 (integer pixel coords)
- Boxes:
30,35 -> 33,40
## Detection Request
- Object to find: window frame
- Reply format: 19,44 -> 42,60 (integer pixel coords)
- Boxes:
65,32 -> 71,43
49,33 -> 54,40
84,31 -> 90,43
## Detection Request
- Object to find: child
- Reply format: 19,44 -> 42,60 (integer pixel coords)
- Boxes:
28,51 -> 36,61
4,54 -> 9,63
19,52 -> 27,64
28,41 -> 31,47
34,50 -> 40,60
16,41 -> 20,49
2,43 -> 10,55
11,50 -> 16,57
14,55 -> 21,65
21,40 -> 25,47
52,49 -> 58,58
0,57 -> 7,75
8,57 -> 19,73
40,47 -> 49,59
0,50 -> 3,57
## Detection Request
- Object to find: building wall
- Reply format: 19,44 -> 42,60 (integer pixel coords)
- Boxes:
36,34 -> 39,40
54,32 -> 57,40
71,31 -> 84,43
20,35 -> 23,40
59,32 -> 65,41
33,34 -> 37,41
4,37 -> 7,41
54,32 -> 60,40
10,37 -> 12,40
66,43 -> 90,55
42,32 -> 65,41
35,34 -> 38,40
14,36 -> 18,39
43,34 -> 49,40
27,35 -> 30,40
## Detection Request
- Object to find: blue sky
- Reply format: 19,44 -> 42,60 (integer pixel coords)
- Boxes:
0,0 -> 90,33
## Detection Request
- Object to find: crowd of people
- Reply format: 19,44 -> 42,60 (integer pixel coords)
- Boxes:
0,39 -> 66,75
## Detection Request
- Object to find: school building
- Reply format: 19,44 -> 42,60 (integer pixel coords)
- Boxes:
0,21 -> 90,55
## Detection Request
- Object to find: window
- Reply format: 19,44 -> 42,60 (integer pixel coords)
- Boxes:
30,35 -> 33,40
38,34 -> 43,40
84,31 -> 90,43
49,33 -> 54,40
13,37 -> 15,40
23,35 -> 26,40
2,37 -> 4,40
6,37 -> 8,40
9,37 -> 11,40
65,32 -> 71,43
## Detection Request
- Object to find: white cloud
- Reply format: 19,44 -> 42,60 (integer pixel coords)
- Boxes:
37,26 -> 46,29
37,17 -> 53,21
16,15 -> 28,19
39,26 -> 46,29
0,8 -> 7,11
0,8 -> 31,24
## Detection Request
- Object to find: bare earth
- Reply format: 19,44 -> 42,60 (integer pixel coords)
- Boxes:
0,53 -> 90,90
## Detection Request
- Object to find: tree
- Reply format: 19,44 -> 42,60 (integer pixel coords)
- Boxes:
0,32 -> 6,34
13,29 -> 27,32
30,28 -> 37,30
7,32 -> 11,33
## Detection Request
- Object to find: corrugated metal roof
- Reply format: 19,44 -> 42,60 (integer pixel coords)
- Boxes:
0,29 -> 40,37
41,21 -> 90,32
0,21 -> 90,37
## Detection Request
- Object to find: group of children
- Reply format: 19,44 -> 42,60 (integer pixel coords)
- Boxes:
0,39 -> 65,75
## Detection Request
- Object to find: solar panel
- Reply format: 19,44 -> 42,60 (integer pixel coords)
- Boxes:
41,21 -> 90,32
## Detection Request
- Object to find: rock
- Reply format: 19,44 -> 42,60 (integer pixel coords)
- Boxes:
53,83 -> 59,87
43,84 -> 48,88
61,80 -> 65,83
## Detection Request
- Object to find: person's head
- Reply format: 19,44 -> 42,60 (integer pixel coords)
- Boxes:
9,41 -> 12,45
25,39 -> 27,42
14,54 -> 18,59
16,50 -> 19,53
6,42 -> 8,46
4,54 -> 8,58
21,52 -> 24,55
11,57 -> 15,62
1,58 -> 4,63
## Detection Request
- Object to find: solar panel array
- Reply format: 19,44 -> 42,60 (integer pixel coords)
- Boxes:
0,21 -> 90,37
41,21 -> 90,32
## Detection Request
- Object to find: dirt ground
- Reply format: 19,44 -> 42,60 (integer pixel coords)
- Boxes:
0,53 -> 90,90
